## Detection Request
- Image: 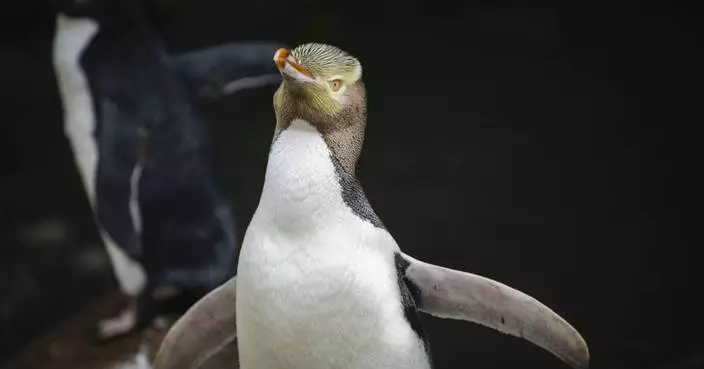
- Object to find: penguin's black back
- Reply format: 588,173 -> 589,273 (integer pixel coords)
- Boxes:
73,4 -> 238,290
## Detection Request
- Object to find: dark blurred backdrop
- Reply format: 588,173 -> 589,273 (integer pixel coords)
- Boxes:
1,1 -> 702,369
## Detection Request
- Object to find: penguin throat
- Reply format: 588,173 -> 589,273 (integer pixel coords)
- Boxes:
273,82 -> 367,175
261,119 -> 351,232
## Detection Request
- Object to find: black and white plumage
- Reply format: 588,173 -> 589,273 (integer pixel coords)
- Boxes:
154,43 -> 589,369
51,0 -> 283,340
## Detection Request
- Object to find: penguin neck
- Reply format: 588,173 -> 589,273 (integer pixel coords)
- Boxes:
260,119 -> 358,232
273,81 -> 367,175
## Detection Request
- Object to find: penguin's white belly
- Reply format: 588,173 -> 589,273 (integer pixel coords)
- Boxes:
235,119 -> 430,369
236,223 -> 429,369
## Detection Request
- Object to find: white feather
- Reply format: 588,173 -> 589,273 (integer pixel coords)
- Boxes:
236,119 -> 430,369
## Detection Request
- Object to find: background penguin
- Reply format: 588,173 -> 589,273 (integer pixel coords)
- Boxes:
153,43 -> 588,369
50,0 -> 283,341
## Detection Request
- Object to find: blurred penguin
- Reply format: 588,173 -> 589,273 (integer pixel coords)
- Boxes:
50,0 -> 283,341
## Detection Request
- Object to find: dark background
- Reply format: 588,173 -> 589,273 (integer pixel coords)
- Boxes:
1,1 -> 702,368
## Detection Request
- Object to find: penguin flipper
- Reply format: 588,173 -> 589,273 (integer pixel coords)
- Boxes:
153,277 -> 239,369
170,42 -> 285,99
399,253 -> 589,369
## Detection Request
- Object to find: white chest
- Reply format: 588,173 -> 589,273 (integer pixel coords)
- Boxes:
52,14 -> 100,203
235,119 -> 429,369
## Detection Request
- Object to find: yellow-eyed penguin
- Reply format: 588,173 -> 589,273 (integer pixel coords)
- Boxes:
154,43 -> 590,369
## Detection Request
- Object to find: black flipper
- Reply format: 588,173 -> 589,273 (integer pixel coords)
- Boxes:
170,42 -> 285,99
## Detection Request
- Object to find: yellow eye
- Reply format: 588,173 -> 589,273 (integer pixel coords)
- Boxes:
329,79 -> 343,92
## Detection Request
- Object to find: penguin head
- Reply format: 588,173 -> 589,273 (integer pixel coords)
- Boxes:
273,43 -> 368,172
273,43 -> 365,117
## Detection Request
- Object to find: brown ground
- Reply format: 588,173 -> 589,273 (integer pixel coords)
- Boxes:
9,293 -> 173,369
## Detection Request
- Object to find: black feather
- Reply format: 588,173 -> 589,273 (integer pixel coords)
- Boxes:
330,154 -> 385,229
395,253 -> 433,366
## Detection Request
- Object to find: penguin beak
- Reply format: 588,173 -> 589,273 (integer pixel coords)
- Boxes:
274,48 -> 317,84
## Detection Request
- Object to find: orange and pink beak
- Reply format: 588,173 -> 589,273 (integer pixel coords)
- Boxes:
274,48 -> 317,83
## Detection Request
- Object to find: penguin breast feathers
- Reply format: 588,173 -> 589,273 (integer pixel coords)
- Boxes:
236,118 -> 431,369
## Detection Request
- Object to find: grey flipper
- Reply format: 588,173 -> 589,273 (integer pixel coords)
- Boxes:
170,42 -> 284,98
155,255 -> 589,369
153,277 -> 239,369
400,253 -> 590,369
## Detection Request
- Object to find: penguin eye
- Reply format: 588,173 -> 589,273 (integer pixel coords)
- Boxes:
329,79 -> 343,92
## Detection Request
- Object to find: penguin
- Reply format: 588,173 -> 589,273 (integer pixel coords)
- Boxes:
153,42 -> 591,369
50,0 -> 283,341
183,43 -> 588,369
